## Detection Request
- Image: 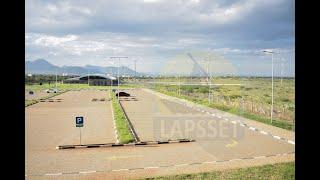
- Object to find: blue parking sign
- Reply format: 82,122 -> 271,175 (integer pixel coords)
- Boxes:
76,117 -> 84,127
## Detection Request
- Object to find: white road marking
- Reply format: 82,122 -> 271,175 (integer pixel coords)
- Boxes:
249,127 -> 256,131
202,161 -> 216,164
260,131 -> 268,135
254,156 -> 266,159
211,114 -> 216,116
144,167 -> 159,169
288,140 -> 295,145
273,135 -> 281,140
112,169 -> 129,172
231,121 -> 237,124
217,116 -> 222,118
79,171 -> 96,174
45,173 -> 62,176
229,158 -> 242,161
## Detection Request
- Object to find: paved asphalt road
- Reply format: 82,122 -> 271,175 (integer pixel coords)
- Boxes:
25,89 -> 294,179
120,89 -> 294,160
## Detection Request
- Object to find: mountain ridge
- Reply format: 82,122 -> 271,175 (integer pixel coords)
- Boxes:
26,59 -> 143,76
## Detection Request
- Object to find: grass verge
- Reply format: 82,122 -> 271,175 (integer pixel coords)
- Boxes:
110,91 -> 135,144
154,88 -> 293,131
145,162 -> 295,180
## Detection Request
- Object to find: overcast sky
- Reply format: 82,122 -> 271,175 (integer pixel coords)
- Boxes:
26,0 -> 295,76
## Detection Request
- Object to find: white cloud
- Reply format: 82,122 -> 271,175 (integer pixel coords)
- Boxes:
143,0 -> 161,3
34,35 -> 78,46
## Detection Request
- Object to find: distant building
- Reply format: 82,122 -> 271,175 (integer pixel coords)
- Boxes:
64,74 -> 118,86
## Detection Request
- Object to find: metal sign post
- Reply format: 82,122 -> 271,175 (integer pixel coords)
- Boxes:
76,117 -> 84,145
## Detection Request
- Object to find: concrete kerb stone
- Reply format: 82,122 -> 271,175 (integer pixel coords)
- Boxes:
56,139 -> 195,150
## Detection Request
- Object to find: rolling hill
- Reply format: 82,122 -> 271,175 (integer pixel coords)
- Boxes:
25,59 -> 143,76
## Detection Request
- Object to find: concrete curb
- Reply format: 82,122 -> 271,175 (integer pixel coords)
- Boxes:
56,139 -> 195,150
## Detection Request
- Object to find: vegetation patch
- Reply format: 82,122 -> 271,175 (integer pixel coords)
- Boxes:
154,87 -> 293,130
144,162 -> 295,180
110,91 -> 135,144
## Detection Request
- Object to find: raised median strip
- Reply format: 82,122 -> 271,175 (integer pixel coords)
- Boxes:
117,95 -> 140,142
110,91 -> 136,144
26,151 -> 294,177
56,139 -> 195,150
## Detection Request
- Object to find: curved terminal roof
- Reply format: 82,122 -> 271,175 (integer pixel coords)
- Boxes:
65,74 -> 117,81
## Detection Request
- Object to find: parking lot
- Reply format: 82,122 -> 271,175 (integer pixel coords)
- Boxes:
25,88 -> 295,179
25,90 -> 116,175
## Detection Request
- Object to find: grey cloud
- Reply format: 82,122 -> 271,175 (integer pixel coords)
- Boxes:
26,0 -> 294,75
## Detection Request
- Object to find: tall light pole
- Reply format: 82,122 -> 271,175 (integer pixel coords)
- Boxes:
55,71 -> 57,90
262,50 -> 276,124
134,59 -> 137,83
110,56 -> 128,100
178,73 -> 181,96
87,69 -> 90,86
205,53 -> 212,104
280,57 -> 285,86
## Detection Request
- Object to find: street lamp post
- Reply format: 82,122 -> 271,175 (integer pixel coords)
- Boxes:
87,69 -> 90,86
110,56 -> 128,101
205,54 -> 212,104
262,50 -> 276,124
55,71 -> 57,90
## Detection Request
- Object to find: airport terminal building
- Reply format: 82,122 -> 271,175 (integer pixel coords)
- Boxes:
64,74 -> 118,86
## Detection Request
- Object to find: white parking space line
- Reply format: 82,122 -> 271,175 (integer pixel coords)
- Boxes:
112,169 -> 129,172
45,173 -> 62,176
144,167 -> 159,169
288,140 -> 295,145
273,135 -> 281,140
260,131 -> 268,135
249,127 -> 256,131
254,156 -> 266,159
79,171 -> 97,174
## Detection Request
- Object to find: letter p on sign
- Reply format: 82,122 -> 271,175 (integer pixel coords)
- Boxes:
76,117 -> 84,127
